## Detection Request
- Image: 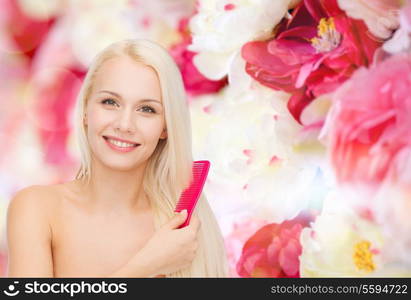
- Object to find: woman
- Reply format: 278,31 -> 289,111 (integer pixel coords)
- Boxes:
7,39 -> 229,277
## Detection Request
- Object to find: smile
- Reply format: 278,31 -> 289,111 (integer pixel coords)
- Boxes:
103,136 -> 140,153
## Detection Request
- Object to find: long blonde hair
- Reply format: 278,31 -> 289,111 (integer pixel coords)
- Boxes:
73,39 -> 228,277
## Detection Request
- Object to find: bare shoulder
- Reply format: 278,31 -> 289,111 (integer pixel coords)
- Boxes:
6,184 -> 59,276
12,184 -> 57,198
9,180 -> 85,221
7,184 -> 59,234
9,184 -> 59,215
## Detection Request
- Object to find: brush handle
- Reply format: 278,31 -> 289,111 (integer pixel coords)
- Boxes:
177,208 -> 195,229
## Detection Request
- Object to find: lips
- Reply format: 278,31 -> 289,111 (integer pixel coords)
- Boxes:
103,135 -> 140,146
103,135 -> 140,153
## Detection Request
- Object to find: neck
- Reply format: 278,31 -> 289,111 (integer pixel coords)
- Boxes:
78,157 -> 151,214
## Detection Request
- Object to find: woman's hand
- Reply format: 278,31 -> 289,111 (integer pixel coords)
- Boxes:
135,210 -> 201,277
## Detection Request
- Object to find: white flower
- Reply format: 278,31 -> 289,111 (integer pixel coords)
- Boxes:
337,0 -> 401,40
191,83 -> 328,223
16,0 -> 65,20
383,1 -> 411,53
188,0 -> 295,80
67,0 -> 146,67
300,190 -> 411,277
373,178 -> 411,268
383,27 -> 411,53
39,0 -> 195,68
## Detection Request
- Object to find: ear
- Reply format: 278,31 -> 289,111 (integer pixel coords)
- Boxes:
83,113 -> 88,127
160,128 -> 167,139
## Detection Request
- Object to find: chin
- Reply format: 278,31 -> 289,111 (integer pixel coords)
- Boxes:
101,158 -> 143,172
91,142 -> 152,172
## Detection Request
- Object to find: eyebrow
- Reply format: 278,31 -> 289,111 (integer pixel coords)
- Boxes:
97,90 -> 162,105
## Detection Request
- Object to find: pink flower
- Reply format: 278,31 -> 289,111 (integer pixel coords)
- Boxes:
28,18 -> 85,171
236,214 -> 313,278
2,0 -> 55,59
225,218 -> 270,277
169,18 -> 227,99
242,0 -> 382,124
322,53 -> 411,185
32,67 -> 83,167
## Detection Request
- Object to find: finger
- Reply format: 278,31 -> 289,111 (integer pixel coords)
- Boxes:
189,215 -> 201,232
166,210 -> 188,230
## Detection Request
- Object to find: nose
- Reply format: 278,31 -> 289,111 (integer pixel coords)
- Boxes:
114,108 -> 136,134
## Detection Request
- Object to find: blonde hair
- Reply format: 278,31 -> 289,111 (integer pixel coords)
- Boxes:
73,39 -> 228,277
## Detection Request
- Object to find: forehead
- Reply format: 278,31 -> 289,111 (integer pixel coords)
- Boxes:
91,55 -> 162,101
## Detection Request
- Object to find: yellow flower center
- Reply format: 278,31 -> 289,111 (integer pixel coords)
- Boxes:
353,240 -> 376,273
310,18 -> 341,53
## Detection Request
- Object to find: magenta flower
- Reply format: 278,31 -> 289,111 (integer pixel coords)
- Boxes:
242,0 -> 382,124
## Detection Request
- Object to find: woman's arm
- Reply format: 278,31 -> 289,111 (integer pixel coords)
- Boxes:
106,251 -> 157,277
6,186 -> 54,277
107,211 -> 200,278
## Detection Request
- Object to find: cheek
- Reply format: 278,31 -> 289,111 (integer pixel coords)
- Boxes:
87,109 -> 113,132
86,110 -> 114,149
137,118 -> 165,141
142,118 -> 163,136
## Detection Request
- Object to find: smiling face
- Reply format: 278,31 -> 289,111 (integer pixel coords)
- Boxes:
84,55 -> 167,172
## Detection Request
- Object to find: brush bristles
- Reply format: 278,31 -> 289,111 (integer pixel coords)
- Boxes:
175,161 -> 210,212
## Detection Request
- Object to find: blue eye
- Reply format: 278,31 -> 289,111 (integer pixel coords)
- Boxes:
101,98 -> 118,106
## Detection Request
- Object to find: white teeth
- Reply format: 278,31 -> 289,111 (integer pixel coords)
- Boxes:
107,138 -> 136,148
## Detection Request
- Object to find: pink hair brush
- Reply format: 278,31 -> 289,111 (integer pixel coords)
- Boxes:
174,160 -> 210,229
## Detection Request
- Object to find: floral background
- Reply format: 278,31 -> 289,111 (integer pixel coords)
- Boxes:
0,0 -> 410,277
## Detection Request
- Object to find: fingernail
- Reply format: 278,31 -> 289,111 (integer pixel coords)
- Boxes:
180,209 -> 187,215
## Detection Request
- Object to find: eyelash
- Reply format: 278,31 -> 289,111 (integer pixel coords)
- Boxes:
100,98 -> 157,114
